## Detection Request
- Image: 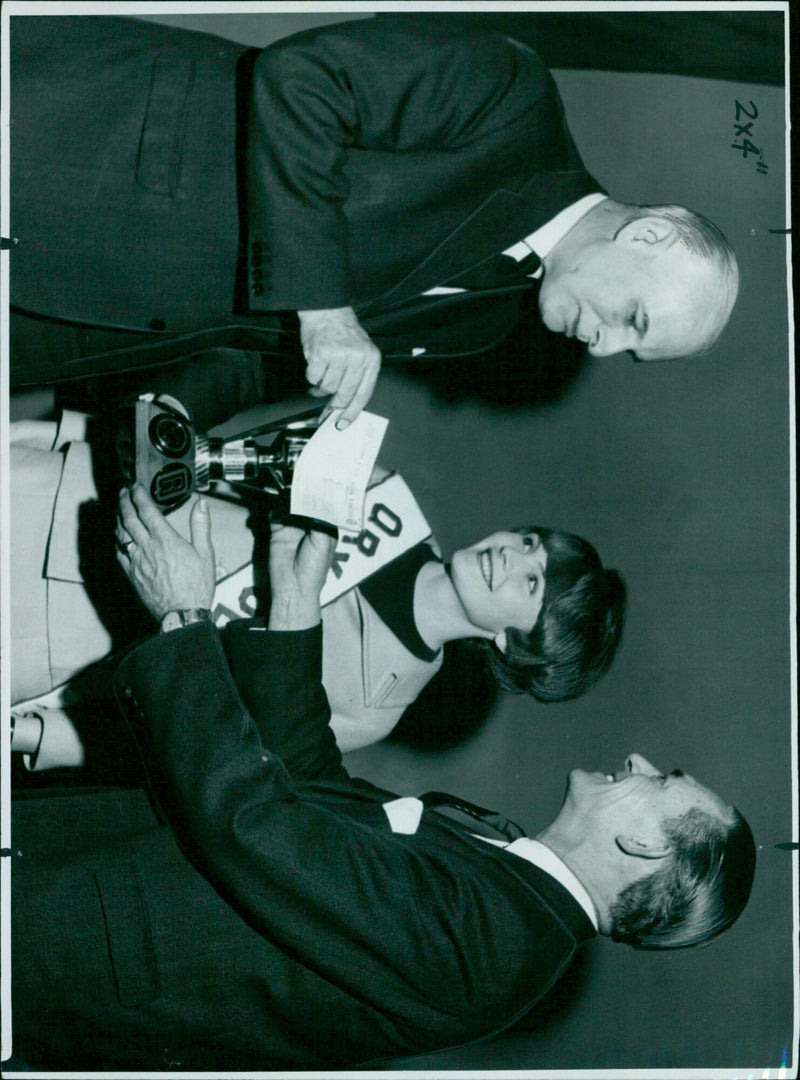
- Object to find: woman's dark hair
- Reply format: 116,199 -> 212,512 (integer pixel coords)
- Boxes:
482,526 -> 626,702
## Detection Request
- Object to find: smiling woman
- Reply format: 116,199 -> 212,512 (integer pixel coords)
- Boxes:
404,524 -> 626,703
449,531 -> 550,646
473,526 -> 627,702
328,523 -> 626,752
7,413 -> 627,764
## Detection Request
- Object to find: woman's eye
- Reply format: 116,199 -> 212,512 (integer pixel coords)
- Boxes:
529,576 -> 538,595
523,536 -> 533,549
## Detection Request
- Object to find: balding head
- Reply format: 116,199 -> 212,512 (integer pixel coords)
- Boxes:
539,200 -> 739,360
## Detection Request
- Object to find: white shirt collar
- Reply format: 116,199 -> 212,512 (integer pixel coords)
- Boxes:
503,193 -> 608,276
477,834 -> 599,930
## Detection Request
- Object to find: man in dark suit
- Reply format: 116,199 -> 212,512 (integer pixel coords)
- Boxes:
9,15 -> 739,426
8,486 -> 755,1071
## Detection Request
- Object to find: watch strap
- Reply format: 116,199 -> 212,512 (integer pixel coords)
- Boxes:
160,608 -> 213,634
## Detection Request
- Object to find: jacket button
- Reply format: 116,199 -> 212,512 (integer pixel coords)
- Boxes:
252,284 -> 264,296
251,268 -> 264,282
149,318 -> 166,331
251,240 -> 263,253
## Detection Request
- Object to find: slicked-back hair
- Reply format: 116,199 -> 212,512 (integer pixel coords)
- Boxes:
482,526 -> 626,702
609,805 -> 756,950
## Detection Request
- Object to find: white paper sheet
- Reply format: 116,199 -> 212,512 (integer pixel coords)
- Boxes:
290,410 -> 388,530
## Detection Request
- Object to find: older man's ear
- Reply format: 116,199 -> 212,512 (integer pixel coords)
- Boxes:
614,215 -> 676,249
615,833 -> 671,860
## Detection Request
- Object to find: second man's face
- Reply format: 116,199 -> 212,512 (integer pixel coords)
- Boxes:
562,753 -> 732,846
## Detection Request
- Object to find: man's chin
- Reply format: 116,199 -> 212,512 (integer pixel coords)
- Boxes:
567,767 -> 591,790
538,301 -> 567,337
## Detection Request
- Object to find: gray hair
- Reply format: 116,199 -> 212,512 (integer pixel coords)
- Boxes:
609,804 -> 756,949
631,203 -> 740,353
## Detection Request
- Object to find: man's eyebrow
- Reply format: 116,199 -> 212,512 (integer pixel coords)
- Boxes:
669,769 -> 684,778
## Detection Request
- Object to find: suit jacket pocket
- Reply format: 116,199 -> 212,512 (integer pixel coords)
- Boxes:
94,861 -> 161,1008
136,54 -> 195,195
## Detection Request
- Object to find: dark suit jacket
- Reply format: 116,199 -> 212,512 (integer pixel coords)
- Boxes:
11,621 -> 595,1071
9,15 -> 600,379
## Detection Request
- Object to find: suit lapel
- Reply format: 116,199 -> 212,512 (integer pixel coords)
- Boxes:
370,188 -> 538,307
362,170 -> 604,311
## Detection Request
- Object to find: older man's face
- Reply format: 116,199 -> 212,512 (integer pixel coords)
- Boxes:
538,233 -> 722,361
563,753 -> 732,847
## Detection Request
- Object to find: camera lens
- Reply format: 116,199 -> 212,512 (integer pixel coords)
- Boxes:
149,414 -> 192,458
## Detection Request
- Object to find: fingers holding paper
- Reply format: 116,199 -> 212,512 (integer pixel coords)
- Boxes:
267,523 -> 337,631
298,306 -> 381,429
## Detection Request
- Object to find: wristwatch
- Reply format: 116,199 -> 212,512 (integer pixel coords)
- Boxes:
160,609 -> 213,634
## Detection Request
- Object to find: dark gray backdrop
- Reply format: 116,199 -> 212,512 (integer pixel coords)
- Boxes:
41,8 -> 800,1074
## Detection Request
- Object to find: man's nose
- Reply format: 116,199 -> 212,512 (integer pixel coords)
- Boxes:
587,324 -> 628,358
626,753 -> 660,776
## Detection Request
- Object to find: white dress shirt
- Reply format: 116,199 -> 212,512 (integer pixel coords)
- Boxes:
425,192 -> 608,295
478,835 -> 599,930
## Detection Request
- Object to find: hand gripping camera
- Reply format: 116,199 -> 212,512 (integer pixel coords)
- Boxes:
116,394 -> 323,513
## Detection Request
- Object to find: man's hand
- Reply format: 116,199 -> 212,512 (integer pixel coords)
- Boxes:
116,485 -> 216,621
298,306 -> 381,430
268,522 -> 337,632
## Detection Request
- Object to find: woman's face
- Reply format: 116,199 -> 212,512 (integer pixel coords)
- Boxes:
450,530 -> 548,642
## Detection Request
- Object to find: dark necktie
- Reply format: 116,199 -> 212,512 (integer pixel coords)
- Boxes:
442,249 -> 542,291
421,791 -> 527,842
